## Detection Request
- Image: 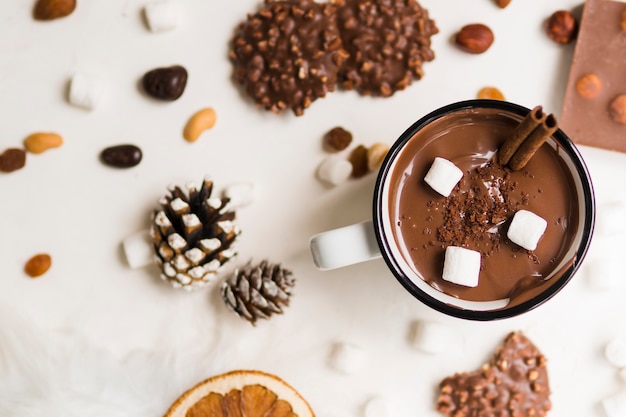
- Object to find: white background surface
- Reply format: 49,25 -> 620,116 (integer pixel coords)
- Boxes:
1,0 -> 626,416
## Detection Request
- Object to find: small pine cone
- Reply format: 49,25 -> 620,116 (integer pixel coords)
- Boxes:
151,178 -> 241,290
221,260 -> 295,325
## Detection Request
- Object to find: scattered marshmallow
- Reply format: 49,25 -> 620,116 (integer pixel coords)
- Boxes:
602,390 -> 626,417
222,182 -> 255,209
507,210 -> 547,251
68,73 -> 104,110
329,342 -> 366,374
144,0 -> 180,33
409,320 -> 455,354
317,156 -> 353,186
123,229 -> 153,269
442,246 -> 481,287
595,201 -> 626,236
423,157 -> 463,197
363,396 -> 389,417
582,257 -> 623,290
605,337 -> 626,368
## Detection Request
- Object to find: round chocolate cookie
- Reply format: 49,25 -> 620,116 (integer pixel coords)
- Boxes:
334,0 -> 438,96
230,0 -> 347,116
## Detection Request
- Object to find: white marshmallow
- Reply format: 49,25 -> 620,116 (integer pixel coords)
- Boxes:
595,201 -> 626,236
223,182 -> 255,209
507,210 -> 547,251
605,337 -> 626,368
68,73 -> 104,110
409,320 -> 455,354
423,157 -> 463,197
122,229 -> 153,269
317,156 -> 353,186
144,1 -> 180,32
442,246 -> 481,287
602,390 -> 626,417
363,396 -> 389,417
582,257 -> 623,290
329,342 -> 366,374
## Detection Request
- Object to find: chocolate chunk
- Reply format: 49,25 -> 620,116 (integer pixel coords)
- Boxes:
142,65 -> 188,101
100,144 -> 143,168
0,148 -> 26,173
229,0 -> 346,116
334,0 -> 438,96
561,0 -> 626,152
436,332 -> 551,417
349,144 -> 368,178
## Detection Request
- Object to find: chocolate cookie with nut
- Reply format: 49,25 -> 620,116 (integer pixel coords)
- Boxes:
229,0 -> 347,116
333,0 -> 438,97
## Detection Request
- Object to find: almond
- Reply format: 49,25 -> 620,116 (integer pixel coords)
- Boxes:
33,0 -> 76,21
23,132 -> 63,154
24,254 -> 52,278
454,24 -> 494,54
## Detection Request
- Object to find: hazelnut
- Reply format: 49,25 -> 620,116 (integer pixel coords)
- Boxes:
546,10 -> 578,44
575,73 -> 602,99
621,8 -> 626,32
609,94 -> 626,125
477,86 -> 505,100
494,0 -> 511,9
454,24 -> 494,54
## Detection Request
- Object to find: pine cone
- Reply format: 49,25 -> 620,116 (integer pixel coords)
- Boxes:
150,178 -> 241,290
221,260 -> 295,325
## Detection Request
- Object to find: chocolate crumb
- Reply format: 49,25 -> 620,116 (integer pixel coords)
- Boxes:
435,162 -> 520,257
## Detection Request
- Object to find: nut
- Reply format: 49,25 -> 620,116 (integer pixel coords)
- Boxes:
23,132 -> 63,154
609,94 -> 626,125
0,148 -> 27,173
575,73 -> 602,99
323,127 -> 352,152
366,142 -> 389,171
24,253 -> 52,278
494,0 -> 511,9
454,24 -> 494,54
33,0 -> 76,20
477,86 -> 505,100
621,8 -> 626,32
183,107 -> 217,142
546,10 -> 578,44
349,145 -> 369,178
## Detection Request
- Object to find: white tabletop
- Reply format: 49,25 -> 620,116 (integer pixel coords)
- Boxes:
1,1 -> 625,416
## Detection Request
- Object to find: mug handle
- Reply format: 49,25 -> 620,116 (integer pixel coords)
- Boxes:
309,220 -> 382,270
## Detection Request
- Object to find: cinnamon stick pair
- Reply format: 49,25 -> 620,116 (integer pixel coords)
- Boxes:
498,105 -> 559,170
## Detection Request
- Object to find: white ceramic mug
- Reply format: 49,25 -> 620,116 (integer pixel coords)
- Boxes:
310,100 -> 595,320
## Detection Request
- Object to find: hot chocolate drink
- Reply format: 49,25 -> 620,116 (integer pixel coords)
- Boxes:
386,107 -> 579,307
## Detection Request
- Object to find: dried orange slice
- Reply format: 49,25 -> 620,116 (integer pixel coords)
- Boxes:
164,370 -> 315,417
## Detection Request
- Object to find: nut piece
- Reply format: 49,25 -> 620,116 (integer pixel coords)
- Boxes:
33,0 -> 76,20
366,142 -> 390,171
349,145 -> 369,178
24,253 -> 52,278
23,132 -> 63,154
0,148 -> 27,173
546,10 -> 578,44
575,73 -> 602,99
183,107 -> 217,142
323,127 -> 353,152
609,95 -> 626,125
494,0 -> 511,9
621,8 -> 626,32
454,24 -> 494,54
477,86 -> 505,100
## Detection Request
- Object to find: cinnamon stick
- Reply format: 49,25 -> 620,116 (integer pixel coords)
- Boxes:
498,106 -> 546,165
508,114 -> 558,171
